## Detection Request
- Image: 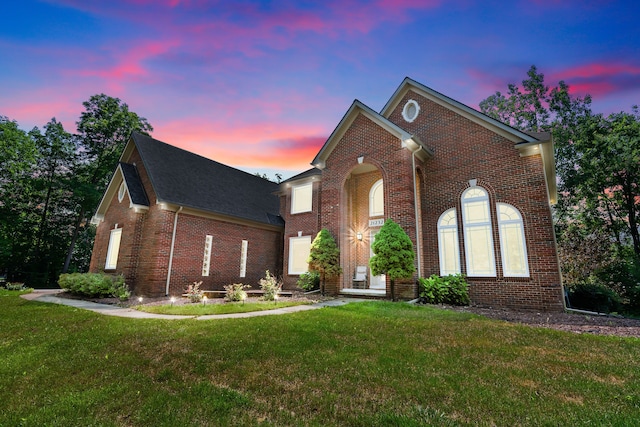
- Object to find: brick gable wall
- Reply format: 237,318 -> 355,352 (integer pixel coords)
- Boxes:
387,90 -> 563,311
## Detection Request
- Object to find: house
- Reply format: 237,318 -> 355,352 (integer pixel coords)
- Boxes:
90,77 -> 564,311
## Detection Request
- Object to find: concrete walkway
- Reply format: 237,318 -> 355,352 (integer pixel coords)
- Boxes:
20,289 -> 362,320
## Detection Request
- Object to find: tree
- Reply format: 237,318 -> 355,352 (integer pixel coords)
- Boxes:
369,219 -> 415,301
480,66 -> 640,304
62,94 -> 153,273
307,229 -> 342,295
27,119 -> 77,285
0,117 -> 37,279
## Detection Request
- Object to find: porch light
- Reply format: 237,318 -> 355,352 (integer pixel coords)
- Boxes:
356,231 -> 363,241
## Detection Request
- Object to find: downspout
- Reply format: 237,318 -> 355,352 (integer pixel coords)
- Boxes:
411,149 -> 422,281
165,206 -> 183,296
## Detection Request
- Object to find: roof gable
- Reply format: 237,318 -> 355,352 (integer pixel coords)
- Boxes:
381,77 -> 557,203
95,133 -> 283,227
311,100 -> 432,169
91,162 -> 149,224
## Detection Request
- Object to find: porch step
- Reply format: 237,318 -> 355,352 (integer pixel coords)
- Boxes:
340,288 -> 386,297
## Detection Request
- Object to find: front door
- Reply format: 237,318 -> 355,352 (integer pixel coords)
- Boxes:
369,230 -> 386,290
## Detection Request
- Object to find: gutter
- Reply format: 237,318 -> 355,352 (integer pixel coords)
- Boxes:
410,147 -> 422,281
165,206 -> 183,296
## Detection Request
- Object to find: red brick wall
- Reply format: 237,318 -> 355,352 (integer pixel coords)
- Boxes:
387,89 -> 563,311
91,146 -> 284,297
166,213 -> 283,296
281,180 -> 321,288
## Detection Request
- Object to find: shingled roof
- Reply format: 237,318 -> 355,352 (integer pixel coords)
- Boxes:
119,162 -> 149,207
130,133 -> 283,227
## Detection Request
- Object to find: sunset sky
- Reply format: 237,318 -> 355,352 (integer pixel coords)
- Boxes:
3,0 -> 639,179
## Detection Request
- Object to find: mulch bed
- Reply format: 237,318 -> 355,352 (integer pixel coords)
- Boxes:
443,304 -> 640,338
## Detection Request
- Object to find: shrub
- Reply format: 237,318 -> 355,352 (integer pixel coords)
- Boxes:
567,281 -> 622,313
5,282 -> 25,291
185,281 -> 204,303
259,270 -> 282,301
58,273 -> 130,300
297,271 -> 320,291
224,283 -> 249,302
419,274 -> 470,306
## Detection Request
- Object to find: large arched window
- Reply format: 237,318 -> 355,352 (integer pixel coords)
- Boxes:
497,203 -> 529,277
369,179 -> 384,217
438,209 -> 461,275
461,186 -> 496,277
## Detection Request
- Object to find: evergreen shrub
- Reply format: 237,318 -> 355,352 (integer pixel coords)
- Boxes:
419,274 -> 470,306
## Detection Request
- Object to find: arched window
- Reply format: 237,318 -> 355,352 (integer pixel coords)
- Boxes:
461,186 -> 496,277
438,209 -> 460,275
369,179 -> 384,217
497,203 -> 529,277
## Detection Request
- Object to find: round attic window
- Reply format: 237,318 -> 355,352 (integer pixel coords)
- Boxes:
118,182 -> 126,203
402,99 -> 420,123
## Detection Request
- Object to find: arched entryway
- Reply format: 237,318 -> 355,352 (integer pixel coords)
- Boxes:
340,163 -> 386,296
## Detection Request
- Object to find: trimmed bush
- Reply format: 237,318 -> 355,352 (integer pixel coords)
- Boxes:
259,270 -> 282,301
297,271 -> 320,291
224,283 -> 249,302
419,274 -> 470,306
568,281 -> 622,313
185,281 -> 204,303
58,273 -> 130,300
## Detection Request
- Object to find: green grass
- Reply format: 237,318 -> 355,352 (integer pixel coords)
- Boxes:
1,289 -> 639,426
136,300 -> 310,315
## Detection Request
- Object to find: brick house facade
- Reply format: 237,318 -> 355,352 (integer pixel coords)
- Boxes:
90,77 -> 564,311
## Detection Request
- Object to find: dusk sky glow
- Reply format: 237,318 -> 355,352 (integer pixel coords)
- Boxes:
3,0 -> 639,179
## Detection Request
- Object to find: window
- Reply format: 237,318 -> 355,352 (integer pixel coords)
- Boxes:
369,179 -> 384,217
402,99 -> 420,123
202,235 -> 213,276
105,227 -> 122,270
288,235 -> 311,275
118,182 -> 126,203
291,183 -> 313,214
497,203 -> 529,277
438,209 -> 461,275
461,187 -> 496,277
239,240 -> 248,278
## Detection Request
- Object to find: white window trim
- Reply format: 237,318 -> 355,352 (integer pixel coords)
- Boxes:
291,182 -> 313,214
118,182 -> 126,203
239,240 -> 248,278
288,235 -> 311,275
437,208 -> 461,275
105,227 -> 122,270
369,179 -> 384,217
497,203 -> 530,277
202,235 -> 213,277
461,187 -> 496,277
402,99 -> 420,123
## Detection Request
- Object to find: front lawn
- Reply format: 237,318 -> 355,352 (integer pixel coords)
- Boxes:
136,300 -> 310,315
1,290 -> 639,426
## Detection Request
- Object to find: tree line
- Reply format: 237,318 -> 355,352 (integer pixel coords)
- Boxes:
0,94 -> 152,287
480,65 -> 640,308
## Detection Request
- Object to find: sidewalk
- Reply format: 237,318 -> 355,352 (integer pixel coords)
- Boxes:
20,289 -> 361,320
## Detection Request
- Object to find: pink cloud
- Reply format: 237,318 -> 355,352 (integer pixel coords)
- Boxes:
152,117 -> 328,172
551,62 -> 640,98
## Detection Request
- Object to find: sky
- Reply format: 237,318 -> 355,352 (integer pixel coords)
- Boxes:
2,0 -> 639,180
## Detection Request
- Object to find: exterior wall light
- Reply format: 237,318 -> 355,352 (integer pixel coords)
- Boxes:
356,232 -> 363,241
